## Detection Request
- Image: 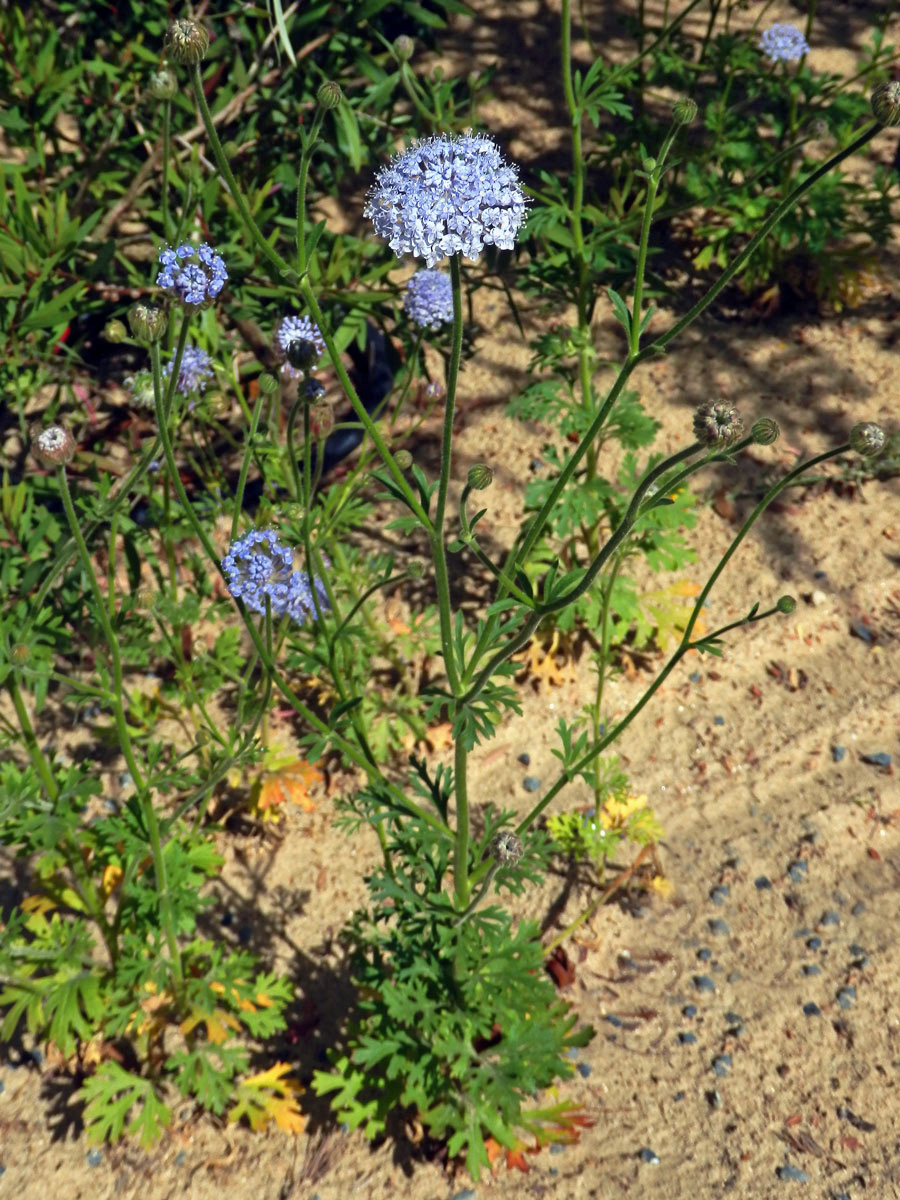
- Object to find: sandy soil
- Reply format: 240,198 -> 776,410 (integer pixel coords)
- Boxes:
3,1 -> 900,1197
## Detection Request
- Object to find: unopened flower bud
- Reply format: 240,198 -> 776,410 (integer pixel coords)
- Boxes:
164,19 -> 209,66
407,560 -> 425,578
467,463 -> 493,491
32,424 -> 76,467
492,831 -> 524,865
751,417 -> 779,445
693,401 -> 743,448
286,337 -> 319,371
672,97 -> 698,125
393,35 -> 415,61
257,372 -> 279,395
304,378 -> 326,403
871,81 -> 900,127
10,643 -> 30,666
148,67 -> 177,101
849,421 -> 886,456
776,594 -> 797,615
103,319 -> 127,343
424,380 -> 444,401
317,81 -> 342,110
395,449 -> 413,470
128,301 -> 167,345
308,402 -> 334,439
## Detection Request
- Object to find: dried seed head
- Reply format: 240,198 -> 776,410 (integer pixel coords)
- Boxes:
849,421 -> 886,457
164,19 -> 209,66
128,301 -> 168,344
466,463 -> 493,491
317,81 -> 343,110
871,81 -> 900,127
493,831 -> 524,865
751,417 -> 780,445
32,424 -> 75,467
693,401 -> 743,448
308,402 -> 334,439
148,67 -> 177,101
10,643 -> 30,666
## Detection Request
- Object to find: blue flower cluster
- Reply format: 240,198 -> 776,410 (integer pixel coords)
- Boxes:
163,344 -> 215,394
365,132 -> 527,267
404,269 -> 453,329
157,242 -> 228,306
759,23 -> 809,62
277,314 -> 326,379
222,528 -> 330,625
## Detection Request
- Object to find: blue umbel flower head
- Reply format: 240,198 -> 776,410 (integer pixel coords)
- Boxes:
163,344 -> 215,394
277,315 -> 326,379
404,269 -> 454,329
157,242 -> 228,306
759,23 -> 809,62
365,132 -> 527,267
222,529 -> 330,625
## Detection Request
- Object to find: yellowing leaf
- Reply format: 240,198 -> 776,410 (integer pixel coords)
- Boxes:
180,1008 -> 242,1044
228,1061 -> 305,1134
649,874 -> 674,899
21,894 -> 57,916
101,864 -> 123,897
250,756 -> 324,821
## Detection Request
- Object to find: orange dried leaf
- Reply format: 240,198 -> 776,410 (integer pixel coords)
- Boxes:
255,758 -> 323,816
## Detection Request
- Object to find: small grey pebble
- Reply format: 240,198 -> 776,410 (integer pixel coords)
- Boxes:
639,1148 -> 660,1164
807,936 -> 822,951
861,752 -> 892,768
755,876 -> 772,891
697,947 -> 711,962
689,671 -> 702,683
788,860 -> 808,882
776,1164 -> 810,1182
710,885 -> 730,905
119,771 -> 134,789
831,745 -> 847,763
0,1079 -> 4,1094
576,1062 -> 592,1078
726,970 -> 742,984
682,1004 -> 698,1018
724,1011 -> 743,1025
633,905 -> 650,919
694,975 -> 715,993
674,1090 -> 685,1101
517,752 -> 530,766
678,1031 -> 697,1045
564,1047 -> 579,1059
529,458 -> 543,472
803,1002 -> 821,1017
0,1166 -> 5,1178
605,1014 -> 623,1027
87,1149 -> 103,1167
522,776 -> 541,792
708,919 -> 730,936
175,1151 -> 187,1166
837,987 -> 856,1009
848,943 -> 867,956
549,1145 -> 565,1156
821,911 -> 840,927
851,901 -> 866,916
802,964 -> 821,977
450,1190 -> 477,1200
104,799 -> 118,813
712,1054 -> 732,1077
793,928 -> 811,938
713,715 -> 725,726
707,1089 -> 722,1109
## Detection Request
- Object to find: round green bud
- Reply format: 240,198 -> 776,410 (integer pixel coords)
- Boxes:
128,301 -> 167,345
849,422 -> 886,457
395,449 -> 413,470
776,595 -> 797,615
871,81 -> 900,127
317,81 -> 343,110
407,560 -> 425,579
672,97 -> 698,126
257,372 -> 279,395
466,463 -> 493,491
309,402 -> 335,439
492,831 -> 524,865
126,371 -> 156,411
751,417 -> 780,446
393,35 -> 415,62
164,19 -> 209,67
32,424 -> 76,468
102,319 -> 128,344
10,643 -> 30,666
148,67 -> 177,101
693,401 -> 743,448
